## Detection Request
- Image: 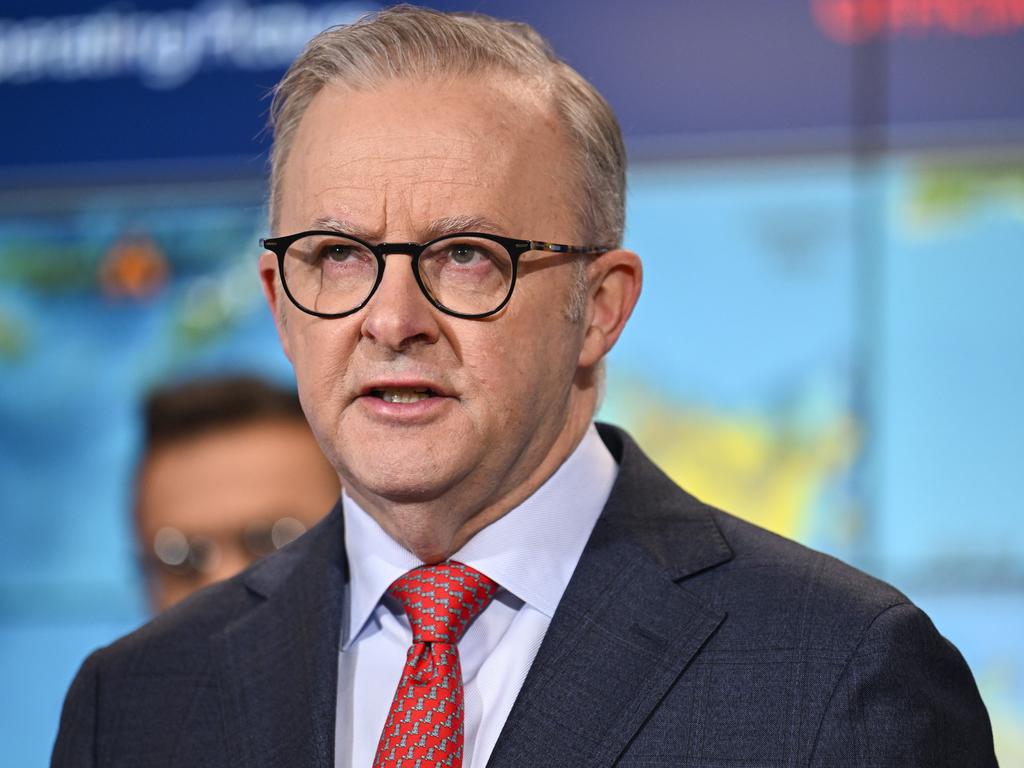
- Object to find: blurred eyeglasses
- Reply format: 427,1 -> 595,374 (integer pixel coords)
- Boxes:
144,517 -> 308,578
260,230 -> 610,320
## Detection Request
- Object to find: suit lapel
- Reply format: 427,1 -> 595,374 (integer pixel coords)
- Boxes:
216,503 -> 346,768
488,426 -> 733,766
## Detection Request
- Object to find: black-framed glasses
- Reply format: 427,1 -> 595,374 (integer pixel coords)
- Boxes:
259,230 -> 610,320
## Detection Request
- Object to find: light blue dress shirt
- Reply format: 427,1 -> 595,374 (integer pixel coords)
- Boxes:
334,424 -> 618,768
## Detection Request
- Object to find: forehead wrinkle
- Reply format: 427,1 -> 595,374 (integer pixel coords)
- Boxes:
337,156 -> 492,191
300,162 -> 491,231
314,128 -> 492,169
322,152 -> 483,173
331,130 -> 493,153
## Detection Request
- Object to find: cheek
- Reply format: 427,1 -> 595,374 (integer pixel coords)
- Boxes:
459,331 -> 531,417
288,320 -> 356,414
461,333 -> 514,386
461,320 -> 572,412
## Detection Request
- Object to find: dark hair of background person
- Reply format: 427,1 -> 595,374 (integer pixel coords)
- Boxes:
141,374 -> 307,453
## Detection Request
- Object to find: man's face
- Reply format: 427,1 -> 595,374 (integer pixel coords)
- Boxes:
262,75 -> 599,555
137,420 -> 340,612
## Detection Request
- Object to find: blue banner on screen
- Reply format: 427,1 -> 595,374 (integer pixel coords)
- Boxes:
1,0 -> 1023,176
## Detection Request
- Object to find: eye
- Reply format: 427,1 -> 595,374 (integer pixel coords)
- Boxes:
419,237 -> 508,280
447,244 -> 485,265
319,243 -> 361,262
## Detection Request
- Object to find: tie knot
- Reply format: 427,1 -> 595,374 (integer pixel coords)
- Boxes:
388,562 -> 498,644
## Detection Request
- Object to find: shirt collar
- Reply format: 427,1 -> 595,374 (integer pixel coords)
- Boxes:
342,424 -> 618,649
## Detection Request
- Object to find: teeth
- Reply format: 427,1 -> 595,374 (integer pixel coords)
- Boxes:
380,389 -> 431,404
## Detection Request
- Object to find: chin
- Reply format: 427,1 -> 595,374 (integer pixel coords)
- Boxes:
368,479 -> 448,505
347,456 -> 463,505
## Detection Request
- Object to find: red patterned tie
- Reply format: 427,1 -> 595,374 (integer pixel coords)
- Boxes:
372,562 -> 498,768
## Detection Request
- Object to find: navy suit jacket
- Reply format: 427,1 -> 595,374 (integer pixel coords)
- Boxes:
53,425 -> 998,766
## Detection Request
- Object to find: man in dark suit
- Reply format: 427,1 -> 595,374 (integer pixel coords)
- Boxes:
53,6 -> 997,767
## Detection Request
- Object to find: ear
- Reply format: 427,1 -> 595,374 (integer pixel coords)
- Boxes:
578,248 -> 643,369
259,250 -> 294,363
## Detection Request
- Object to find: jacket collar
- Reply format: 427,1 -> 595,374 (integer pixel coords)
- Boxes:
486,423 -> 733,766
593,422 -> 734,580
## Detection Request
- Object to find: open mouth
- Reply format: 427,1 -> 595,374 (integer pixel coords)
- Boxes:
368,387 -> 438,404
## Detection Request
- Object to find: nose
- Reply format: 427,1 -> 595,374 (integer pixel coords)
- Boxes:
202,545 -> 253,590
360,253 -> 441,350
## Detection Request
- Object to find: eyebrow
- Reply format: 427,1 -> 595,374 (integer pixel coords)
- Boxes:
310,216 -> 370,239
426,215 -> 505,238
308,214 -> 507,242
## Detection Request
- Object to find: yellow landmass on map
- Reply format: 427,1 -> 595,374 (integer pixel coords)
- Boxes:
605,381 -> 859,544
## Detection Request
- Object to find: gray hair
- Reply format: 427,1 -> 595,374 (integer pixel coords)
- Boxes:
267,4 -> 626,261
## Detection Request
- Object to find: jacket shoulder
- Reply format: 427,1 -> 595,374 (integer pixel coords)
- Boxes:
600,421 -> 910,634
51,575 -> 255,767
105,570 -> 258,664
709,507 -> 909,626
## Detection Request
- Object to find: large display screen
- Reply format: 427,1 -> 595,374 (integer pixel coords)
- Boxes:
1,2 -> 1021,764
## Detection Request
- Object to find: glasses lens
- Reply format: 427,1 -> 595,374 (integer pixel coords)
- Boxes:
418,235 -> 514,315
153,527 -> 190,570
281,234 -> 378,315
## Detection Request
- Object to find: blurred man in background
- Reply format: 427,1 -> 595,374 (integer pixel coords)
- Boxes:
135,375 -> 340,611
